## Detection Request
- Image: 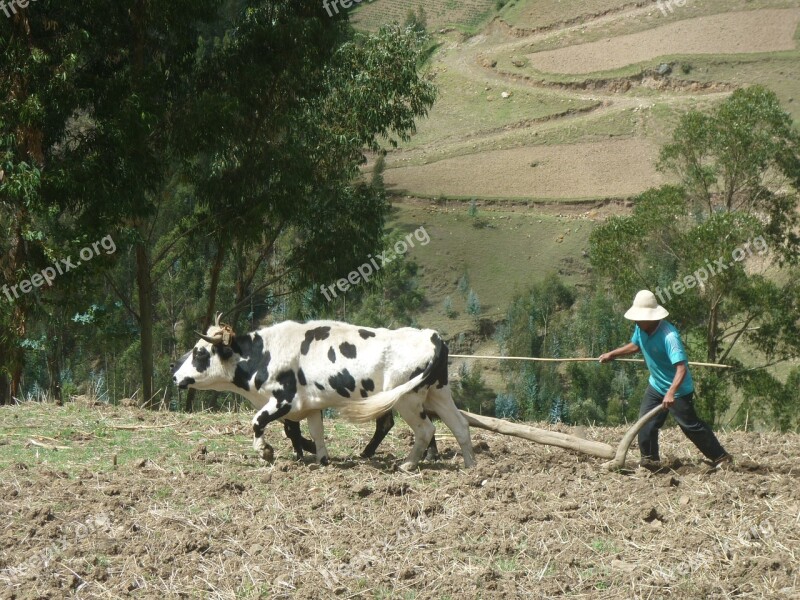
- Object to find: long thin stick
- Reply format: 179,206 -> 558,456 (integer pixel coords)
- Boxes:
449,354 -> 731,369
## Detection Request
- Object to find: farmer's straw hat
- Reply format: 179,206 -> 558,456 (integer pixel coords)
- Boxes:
624,290 -> 669,321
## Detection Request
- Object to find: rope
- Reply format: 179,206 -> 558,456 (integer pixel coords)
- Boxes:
449,354 -> 731,369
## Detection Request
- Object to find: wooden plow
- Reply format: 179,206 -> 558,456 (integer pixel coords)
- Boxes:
459,405 -> 663,470
447,354 -> 731,470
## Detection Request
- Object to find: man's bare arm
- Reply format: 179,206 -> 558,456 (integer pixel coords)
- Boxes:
598,342 -> 640,363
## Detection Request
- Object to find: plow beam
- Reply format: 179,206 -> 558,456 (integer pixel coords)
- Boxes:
460,405 -> 664,470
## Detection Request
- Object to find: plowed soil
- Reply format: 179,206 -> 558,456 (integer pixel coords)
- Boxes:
1,403 -> 798,599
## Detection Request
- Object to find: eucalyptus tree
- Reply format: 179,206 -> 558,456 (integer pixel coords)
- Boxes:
1,0 -> 219,405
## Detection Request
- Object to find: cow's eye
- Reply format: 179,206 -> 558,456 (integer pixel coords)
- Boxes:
193,347 -> 209,359
213,345 -> 234,360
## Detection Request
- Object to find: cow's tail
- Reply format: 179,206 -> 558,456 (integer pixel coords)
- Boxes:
339,335 -> 447,424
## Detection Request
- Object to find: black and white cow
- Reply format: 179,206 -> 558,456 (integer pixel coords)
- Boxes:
172,319 -> 474,470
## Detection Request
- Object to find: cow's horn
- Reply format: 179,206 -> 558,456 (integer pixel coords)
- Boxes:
214,312 -> 223,327
196,331 -> 223,345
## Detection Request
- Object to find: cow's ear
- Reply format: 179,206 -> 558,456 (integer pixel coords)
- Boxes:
215,345 -> 234,360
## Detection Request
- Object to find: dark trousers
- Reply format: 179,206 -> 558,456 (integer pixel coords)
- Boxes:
638,385 -> 727,461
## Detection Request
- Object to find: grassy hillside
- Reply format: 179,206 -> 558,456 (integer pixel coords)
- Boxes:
390,68 -> 600,151
390,201 -> 594,334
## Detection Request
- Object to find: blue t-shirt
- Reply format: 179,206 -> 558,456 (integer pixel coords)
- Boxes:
631,321 -> 694,397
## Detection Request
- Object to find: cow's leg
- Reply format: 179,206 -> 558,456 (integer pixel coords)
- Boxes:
361,411 -> 395,458
424,427 -> 440,462
306,410 -> 330,466
252,399 -> 292,462
395,393 -> 435,471
425,386 -> 475,468
283,418 -> 316,459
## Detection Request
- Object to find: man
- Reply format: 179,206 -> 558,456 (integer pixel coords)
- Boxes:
599,290 -> 732,469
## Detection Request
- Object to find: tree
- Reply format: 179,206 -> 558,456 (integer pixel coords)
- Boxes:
452,363 -> 495,415
495,392 -> 518,419
466,289 -> 481,316
443,296 -> 456,318
590,86 -> 800,425
1,1 -> 438,409
404,6 -> 427,37
496,274 -> 575,422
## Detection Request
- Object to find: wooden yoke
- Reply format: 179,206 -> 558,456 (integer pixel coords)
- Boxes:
460,404 -> 664,471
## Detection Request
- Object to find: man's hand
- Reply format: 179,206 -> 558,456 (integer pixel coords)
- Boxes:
598,352 -> 614,363
662,391 -> 675,410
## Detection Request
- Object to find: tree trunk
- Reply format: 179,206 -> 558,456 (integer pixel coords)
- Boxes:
707,300 -> 719,364
706,297 -> 720,422
10,361 -> 22,402
8,219 -> 28,404
185,244 -> 225,412
0,371 -> 8,405
46,345 -> 63,404
136,239 -> 155,408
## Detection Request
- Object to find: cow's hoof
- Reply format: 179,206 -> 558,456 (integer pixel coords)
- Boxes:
398,461 -> 419,473
319,456 -> 330,467
261,446 -> 275,463
254,437 -> 275,463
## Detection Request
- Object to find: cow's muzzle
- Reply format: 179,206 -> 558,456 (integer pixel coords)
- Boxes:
175,377 -> 195,390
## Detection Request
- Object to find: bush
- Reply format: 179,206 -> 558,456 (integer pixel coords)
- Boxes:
466,289 -> 481,316
453,363 -> 495,414
457,272 -> 470,295
495,393 -> 518,419
549,397 -> 569,424
443,296 -> 456,318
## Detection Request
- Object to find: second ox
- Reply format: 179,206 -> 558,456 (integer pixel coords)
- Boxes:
172,318 -> 475,470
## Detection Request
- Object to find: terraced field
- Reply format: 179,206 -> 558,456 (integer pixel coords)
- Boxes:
526,9 -> 800,75
351,0 -> 495,32
500,0 -> 646,30
369,0 -> 800,202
